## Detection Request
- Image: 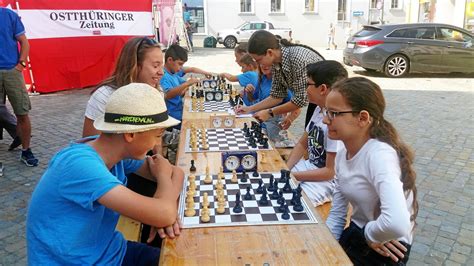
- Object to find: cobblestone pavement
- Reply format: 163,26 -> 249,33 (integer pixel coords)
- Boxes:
0,47 -> 472,265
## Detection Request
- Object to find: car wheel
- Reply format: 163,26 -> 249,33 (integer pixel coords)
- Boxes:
384,54 -> 409,78
224,36 -> 237,49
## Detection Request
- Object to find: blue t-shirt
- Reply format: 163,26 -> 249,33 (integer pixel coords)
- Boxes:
27,140 -> 144,265
237,71 -> 259,106
256,75 -> 292,105
160,68 -> 186,121
183,11 -> 191,23
0,8 -> 25,69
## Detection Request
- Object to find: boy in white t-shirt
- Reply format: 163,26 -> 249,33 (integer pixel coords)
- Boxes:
286,60 -> 348,206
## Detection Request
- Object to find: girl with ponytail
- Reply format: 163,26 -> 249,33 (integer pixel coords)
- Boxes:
325,77 -> 418,265
236,30 -> 324,136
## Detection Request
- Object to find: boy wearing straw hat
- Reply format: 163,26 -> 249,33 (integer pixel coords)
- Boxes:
26,83 -> 184,265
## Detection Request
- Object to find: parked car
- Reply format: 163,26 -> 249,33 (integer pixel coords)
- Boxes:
216,21 -> 292,49
343,23 -> 474,77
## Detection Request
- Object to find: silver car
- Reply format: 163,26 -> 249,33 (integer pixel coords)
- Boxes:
343,23 -> 474,77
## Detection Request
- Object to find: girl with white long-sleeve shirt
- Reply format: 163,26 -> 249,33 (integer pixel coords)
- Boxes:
324,77 -> 418,265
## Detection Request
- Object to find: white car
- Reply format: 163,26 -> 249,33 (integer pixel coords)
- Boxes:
216,21 -> 292,48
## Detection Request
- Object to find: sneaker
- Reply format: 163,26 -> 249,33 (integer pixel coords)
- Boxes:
8,136 -> 22,151
21,148 -> 39,167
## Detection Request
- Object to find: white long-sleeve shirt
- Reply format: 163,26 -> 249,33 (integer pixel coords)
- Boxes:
326,139 -> 414,244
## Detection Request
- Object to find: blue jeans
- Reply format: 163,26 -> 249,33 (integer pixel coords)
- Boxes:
122,241 -> 160,266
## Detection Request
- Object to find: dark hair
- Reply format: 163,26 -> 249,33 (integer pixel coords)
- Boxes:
234,42 -> 248,54
95,37 -> 161,91
307,60 -> 348,87
248,30 -> 324,59
165,44 -> 188,62
332,77 -> 418,224
239,53 -> 257,68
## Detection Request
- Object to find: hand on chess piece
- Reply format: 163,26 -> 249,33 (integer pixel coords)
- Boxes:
186,77 -> 200,87
148,216 -> 183,242
279,115 -> 294,130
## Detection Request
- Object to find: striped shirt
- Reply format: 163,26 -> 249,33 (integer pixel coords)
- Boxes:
85,85 -> 115,120
271,45 -> 324,107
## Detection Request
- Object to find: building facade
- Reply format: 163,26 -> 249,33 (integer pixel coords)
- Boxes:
406,0 -> 474,33
184,0 -> 409,47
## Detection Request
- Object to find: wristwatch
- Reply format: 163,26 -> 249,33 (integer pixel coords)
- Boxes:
19,61 -> 27,68
268,108 -> 274,118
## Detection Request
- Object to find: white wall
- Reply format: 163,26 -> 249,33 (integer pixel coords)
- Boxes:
204,0 -> 407,47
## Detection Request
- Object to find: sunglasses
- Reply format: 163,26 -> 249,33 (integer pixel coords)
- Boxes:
137,37 -> 158,60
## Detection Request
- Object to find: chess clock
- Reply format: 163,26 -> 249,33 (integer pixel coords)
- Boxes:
205,91 -> 224,101
202,80 -> 218,90
222,151 -> 258,173
210,114 -> 235,128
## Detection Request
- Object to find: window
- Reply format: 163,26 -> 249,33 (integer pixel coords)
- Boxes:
240,0 -> 253,13
304,0 -> 317,13
338,0 -> 347,21
271,0 -> 283,13
387,27 -> 435,40
241,23 -> 251,31
251,23 -> 266,30
391,0 -> 402,9
437,28 -> 473,43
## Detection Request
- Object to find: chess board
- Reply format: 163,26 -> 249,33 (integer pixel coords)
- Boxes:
189,101 -> 234,114
184,128 -> 273,153
178,172 -> 318,228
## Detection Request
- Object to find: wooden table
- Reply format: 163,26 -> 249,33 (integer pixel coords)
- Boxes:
159,96 -> 352,265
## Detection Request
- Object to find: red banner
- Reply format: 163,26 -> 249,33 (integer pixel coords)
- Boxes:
18,0 -> 153,93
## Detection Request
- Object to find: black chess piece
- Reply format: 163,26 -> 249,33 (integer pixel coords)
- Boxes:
252,170 -> 259,177
273,179 -> 279,192
290,191 -> 298,205
243,122 -> 248,132
256,180 -> 264,193
267,175 -> 275,191
279,169 -> 286,183
262,138 -> 269,149
277,190 -> 285,205
240,170 -> 248,182
293,196 -> 304,212
233,192 -> 243,213
189,160 -> 196,172
281,205 -> 290,220
271,188 -> 279,200
278,201 -> 286,213
248,137 -> 257,148
258,189 -> 269,205
283,177 -> 292,193
244,186 -> 252,200
296,183 -> 302,195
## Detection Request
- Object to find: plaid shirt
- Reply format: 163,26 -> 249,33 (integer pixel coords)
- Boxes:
271,46 -> 324,107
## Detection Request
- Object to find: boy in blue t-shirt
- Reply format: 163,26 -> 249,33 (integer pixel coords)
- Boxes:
219,54 -> 259,106
27,83 -> 184,265
160,44 -> 212,123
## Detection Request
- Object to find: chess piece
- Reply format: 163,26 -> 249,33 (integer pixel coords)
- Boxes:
231,170 -> 238,183
293,196 -> 304,212
203,192 -> 209,208
191,139 -> 198,152
244,186 -> 252,200
240,170 -> 248,182
268,175 -> 275,191
233,192 -> 243,213
200,205 -> 210,222
271,188 -> 280,200
278,201 -> 286,213
189,178 -> 196,192
216,177 -> 223,190
252,170 -> 259,177
190,160 -> 196,172
256,179 -> 264,194
262,138 -> 269,149
185,196 -> 196,217
216,199 -> 226,214
204,166 -> 212,184
281,205 -> 290,220
283,177 -> 292,193
258,189 -> 269,205
202,136 -> 209,150
279,169 -> 286,183
277,190 -> 285,205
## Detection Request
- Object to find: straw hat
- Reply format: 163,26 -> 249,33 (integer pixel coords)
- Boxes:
94,83 -> 180,133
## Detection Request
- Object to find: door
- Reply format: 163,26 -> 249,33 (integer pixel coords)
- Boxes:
436,27 -> 474,72
387,27 -> 444,72
238,23 -> 253,42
